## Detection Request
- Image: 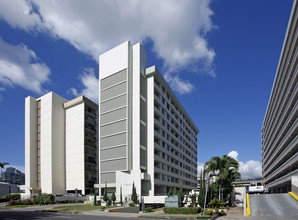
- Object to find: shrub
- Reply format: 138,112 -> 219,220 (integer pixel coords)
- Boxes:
8,199 -> 15,205
35,193 -> 55,205
219,210 -> 226,216
208,199 -> 225,208
129,202 -> 135,207
22,200 -> 34,205
163,207 -> 201,214
98,206 -> 106,211
205,208 -> 213,215
1,193 -> 21,201
144,207 -> 153,212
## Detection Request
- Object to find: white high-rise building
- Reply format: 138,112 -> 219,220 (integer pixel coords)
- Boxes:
98,41 -> 198,200
25,41 -> 199,202
25,92 -> 98,195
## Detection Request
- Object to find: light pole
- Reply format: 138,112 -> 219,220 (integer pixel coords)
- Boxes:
203,172 -> 210,215
75,188 -> 78,213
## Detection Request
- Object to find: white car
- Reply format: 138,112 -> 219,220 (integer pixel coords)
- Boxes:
248,182 -> 264,194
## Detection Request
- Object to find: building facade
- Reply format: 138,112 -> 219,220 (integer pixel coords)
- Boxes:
262,0 -> 298,193
2,167 -> 25,185
25,41 -> 199,200
98,41 -> 198,200
25,92 -> 98,195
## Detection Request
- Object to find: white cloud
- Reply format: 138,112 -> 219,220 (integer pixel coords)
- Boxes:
0,0 -> 216,95
164,73 -> 194,95
228,151 -> 262,180
0,0 -> 42,31
0,38 -> 50,97
238,160 -> 262,180
197,162 -> 205,177
227,150 -> 239,161
69,68 -> 99,103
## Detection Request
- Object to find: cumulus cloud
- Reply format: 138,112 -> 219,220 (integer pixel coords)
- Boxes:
228,151 -> 262,180
0,0 -> 216,95
69,68 -> 99,103
197,162 -> 205,177
0,38 -> 50,98
227,150 -> 239,161
165,73 -> 194,95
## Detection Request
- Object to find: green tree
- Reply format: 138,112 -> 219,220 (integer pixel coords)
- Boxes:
111,192 -> 116,206
173,188 -> 178,195
131,182 -> 138,204
189,193 -> 197,207
120,186 -> 123,206
198,169 -> 206,208
167,187 -> 173,197
93,188 -> 97,206
0,162 -> 9,178
102,182 -> 109,205
178,185 -> 184,204
206,155 -> 240,202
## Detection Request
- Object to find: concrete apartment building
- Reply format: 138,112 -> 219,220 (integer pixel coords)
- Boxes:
25,92 -> 98,195
98,41 -> 198,201
25,41 -> 198,201
262,0 -> 297,193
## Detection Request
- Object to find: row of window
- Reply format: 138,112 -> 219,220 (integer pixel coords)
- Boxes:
154,81 -> 197,138
154,172 -> 197,187
156,98 -> 197,147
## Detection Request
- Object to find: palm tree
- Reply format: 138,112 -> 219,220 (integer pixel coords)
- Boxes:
189,193 -> 197,207
206,155 -> 240,201
206,156 -> 223,200
0,162 -> 9,179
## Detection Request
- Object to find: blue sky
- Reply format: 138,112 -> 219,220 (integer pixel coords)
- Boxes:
0,0 -> 294,180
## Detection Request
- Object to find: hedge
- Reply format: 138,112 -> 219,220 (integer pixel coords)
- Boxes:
0,193 -> 21,202
163,207 -> 201,214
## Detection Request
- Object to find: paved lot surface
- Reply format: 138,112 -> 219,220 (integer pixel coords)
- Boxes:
249,193 -> 298,218
1,197 -> 298,220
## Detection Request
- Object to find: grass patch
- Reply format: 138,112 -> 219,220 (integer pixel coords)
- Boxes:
53,205 -> 103,211
1,204 -> 38,209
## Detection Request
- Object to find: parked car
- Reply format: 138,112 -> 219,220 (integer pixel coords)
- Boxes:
248,182 -> 264,194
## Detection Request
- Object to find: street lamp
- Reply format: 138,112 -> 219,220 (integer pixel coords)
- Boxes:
75,188 -> 78,213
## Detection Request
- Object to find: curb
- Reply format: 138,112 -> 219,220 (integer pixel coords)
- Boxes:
288,192 -> 298,201
246,193 -> 251,216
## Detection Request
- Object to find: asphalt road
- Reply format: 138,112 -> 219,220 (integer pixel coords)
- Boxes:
0,210 -> 143,220
249,193 -> 298,218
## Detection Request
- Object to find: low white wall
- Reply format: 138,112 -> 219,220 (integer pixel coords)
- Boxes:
143,195 -> 166,204
232,187 -> 245,207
